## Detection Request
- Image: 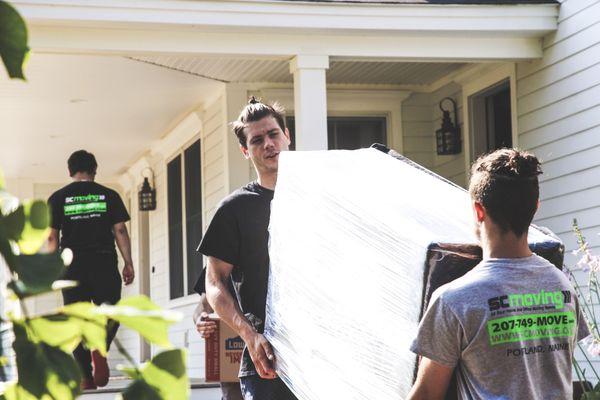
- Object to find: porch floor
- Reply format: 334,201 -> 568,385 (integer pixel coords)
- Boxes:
79,377 -> 221,400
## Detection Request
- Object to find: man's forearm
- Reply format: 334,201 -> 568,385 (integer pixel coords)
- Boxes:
206,278 -> 255,341
114,225 -> 133,264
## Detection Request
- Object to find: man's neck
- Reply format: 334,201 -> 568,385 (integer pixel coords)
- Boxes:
72,172 -> 95,182
481,229 -> 532,259
257,172 -> 277,190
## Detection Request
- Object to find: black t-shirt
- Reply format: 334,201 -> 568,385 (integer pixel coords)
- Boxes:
197,181 -> 273,377
48,181 -> 130,252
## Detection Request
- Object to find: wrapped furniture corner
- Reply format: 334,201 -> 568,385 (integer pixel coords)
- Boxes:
264,147 -> 562,400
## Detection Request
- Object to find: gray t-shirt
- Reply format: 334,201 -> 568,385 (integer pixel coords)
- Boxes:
411,254 -> 589,400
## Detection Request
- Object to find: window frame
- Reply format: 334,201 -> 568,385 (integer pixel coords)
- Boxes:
285,114 -> 389,151
166,134 -> 204,301
461,63 -> 518,181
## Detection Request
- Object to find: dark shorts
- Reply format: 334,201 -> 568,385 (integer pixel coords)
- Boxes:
239,376 -> 297,400
60,250 -> 122,379
62,250 -> 122,306
221,382 -> 243,400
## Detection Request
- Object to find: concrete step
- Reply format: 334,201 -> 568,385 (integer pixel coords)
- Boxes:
79,378 -> 222,400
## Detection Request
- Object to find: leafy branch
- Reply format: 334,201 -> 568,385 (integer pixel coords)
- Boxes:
0,0 -> 29,79
0,170 -> 189,400
567,219 -> 600,399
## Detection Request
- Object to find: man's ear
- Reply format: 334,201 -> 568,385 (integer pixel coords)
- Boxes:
284,127 -> 291,146
536,199 -> 540,212
240,144 -> 250,159
474,201 -> 486,223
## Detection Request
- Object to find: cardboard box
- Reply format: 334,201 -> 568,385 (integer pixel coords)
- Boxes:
205,314 -> 243,382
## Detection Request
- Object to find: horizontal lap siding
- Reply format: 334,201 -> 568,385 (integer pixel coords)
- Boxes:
149,96 -> 227,379
402,83 -> 465,187
402,93 -> 434,169
202,96 -> 227,229
517,0 -> 600,380
431,83 -> 466,187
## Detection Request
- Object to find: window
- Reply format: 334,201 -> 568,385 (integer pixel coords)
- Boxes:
285,116 -> 387,150
167,139 -> 203,299
469,80 -> 512,160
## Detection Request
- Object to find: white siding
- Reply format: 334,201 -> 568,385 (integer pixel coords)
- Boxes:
202,96 -> 228,227
402,92 -> 434,169
145,95 -> 229,380
402,82 -> 466,186
516,0 -> 600,380
430,82 -> 466,187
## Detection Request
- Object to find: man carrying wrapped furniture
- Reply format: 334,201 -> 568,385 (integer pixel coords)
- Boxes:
201,98 -> 298,400
408,148 -> 589,400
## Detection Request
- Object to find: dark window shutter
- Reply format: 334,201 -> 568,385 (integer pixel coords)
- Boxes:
167,156 -> 184,299
185,140 -> 203,295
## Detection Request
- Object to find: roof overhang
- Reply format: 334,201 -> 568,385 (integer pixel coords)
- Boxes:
15,0 -> 558,61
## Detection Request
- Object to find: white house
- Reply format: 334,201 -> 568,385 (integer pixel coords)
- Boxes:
2,0 -> 600,397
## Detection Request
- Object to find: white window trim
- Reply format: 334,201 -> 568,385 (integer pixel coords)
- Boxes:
258,88 -> 411,153
165,133 -> 203,303
460,63 -> 518,180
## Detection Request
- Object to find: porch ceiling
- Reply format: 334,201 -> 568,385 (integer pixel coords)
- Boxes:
131,56 -> 467,85
0,53 -> 222,182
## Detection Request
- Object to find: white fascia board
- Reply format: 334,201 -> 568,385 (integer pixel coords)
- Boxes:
29,26 -> 543,60
15,0 -> 557,36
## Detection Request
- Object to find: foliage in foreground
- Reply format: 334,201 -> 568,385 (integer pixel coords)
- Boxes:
567,220 -> 600,400
0,3 -> 189,398
0,175 -> 189,400
0,0 -> 29,79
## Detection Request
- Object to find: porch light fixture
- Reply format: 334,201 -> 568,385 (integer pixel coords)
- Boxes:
138,167 -> 156,211
436,97 -> 461,155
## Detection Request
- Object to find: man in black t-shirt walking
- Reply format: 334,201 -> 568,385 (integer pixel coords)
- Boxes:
201,98 -> 297,400
47,150 -> 134,390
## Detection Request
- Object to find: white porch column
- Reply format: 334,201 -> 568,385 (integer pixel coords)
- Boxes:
289,55 -> 329,150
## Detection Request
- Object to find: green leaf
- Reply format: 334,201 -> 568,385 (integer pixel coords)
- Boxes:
27,314 -> 81,353
0,237 -> 16,272
0,1 -> 29,79
28,200 -> 49,230
12,322 -> 81,400
128,349 -> 189,400
120,380 -> 162,400
96,295 -> 181,348
150,349 -> 187,379
25,304 -> 108,356
0,382 -> 38,400
0,205 -> 25,240
61,302 -> 108,355
8,253 -> 65,298
118,365 -> 141,380
18,200 -> 50,255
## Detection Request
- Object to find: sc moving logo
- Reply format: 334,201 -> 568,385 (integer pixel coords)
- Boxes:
225,336 -> 244,351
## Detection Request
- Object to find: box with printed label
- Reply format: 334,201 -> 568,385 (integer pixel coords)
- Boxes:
205,314 -> 243,382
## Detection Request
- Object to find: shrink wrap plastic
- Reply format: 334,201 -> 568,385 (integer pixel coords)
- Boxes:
264,148 -> 559,400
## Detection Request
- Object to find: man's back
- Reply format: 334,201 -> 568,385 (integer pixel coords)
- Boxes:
48,181 -> 128,251
413,254 -> 584,400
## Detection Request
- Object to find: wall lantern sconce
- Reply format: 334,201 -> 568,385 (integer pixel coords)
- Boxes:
138,167 -> 156,211
436,97 -> 461,155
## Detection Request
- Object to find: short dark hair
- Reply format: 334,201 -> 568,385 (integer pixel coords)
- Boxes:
68,150 -> 97,177
468,148 -> 542,237
231,96 -> 286,148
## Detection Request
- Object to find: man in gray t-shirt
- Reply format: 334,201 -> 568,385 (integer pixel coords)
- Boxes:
408,149 -> 589,400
